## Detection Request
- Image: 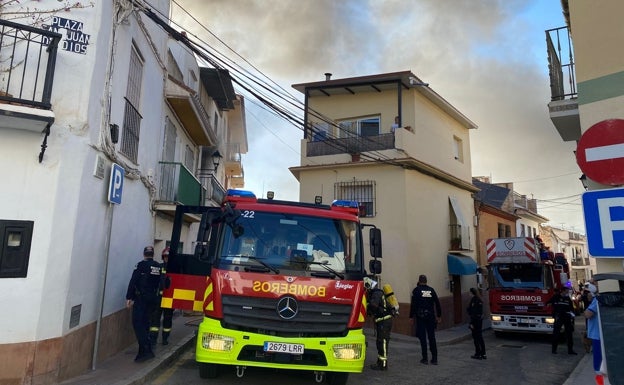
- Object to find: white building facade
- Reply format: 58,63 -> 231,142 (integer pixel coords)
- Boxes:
0,1 -> 246,382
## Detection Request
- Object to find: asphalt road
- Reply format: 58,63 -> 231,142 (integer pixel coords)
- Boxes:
151,321 -> 586,385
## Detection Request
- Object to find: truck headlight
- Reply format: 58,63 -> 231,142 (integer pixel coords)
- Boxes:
491,315 -> 502,322
332,343 -> 363,360
201,332 -> 234,352
544,317 -> 555,325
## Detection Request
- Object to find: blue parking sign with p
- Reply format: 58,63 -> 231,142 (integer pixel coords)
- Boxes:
108,163 -> 124,205
583,187 -> 624,257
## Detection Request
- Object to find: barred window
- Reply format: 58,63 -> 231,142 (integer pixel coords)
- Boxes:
334,180 -> 376,217
120,44 -> 144,163
184,145 -> 194,171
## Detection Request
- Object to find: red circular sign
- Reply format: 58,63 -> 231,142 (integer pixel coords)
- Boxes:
576,119 -> 624,186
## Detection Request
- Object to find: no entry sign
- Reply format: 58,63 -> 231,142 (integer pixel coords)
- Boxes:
576,119 -> 624,186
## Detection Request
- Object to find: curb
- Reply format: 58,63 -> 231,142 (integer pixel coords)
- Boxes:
114,332 -> 196,385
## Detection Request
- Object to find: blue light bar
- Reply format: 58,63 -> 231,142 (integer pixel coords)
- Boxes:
331,200 -> 359,209
226,189 -> 257,199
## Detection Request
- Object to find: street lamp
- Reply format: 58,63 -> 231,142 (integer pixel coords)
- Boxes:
211,150 -> 223,172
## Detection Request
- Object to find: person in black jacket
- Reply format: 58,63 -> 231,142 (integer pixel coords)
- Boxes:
364,276 -> 394,371
548,286 -> 577,355
126,246 -> 161,362
467,287 -> 486,359
409,274 -> 442,365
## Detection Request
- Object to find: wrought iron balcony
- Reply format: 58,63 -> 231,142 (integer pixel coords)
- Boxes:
197,169 -> 226,205
545,26 -> 580,142
0,19 -> 61,109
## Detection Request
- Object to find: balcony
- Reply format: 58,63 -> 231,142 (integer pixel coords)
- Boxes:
165,76 -> 217,147
155,162 -> 203,215
306,133 -> 394,157
224,142 -> 243,177
0,20 -> 62,160
546,26 -> 580,142
197,170 -> 226,206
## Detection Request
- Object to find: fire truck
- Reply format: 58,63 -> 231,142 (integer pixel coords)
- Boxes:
161,190 -> 382,384
486,237 -> 569,335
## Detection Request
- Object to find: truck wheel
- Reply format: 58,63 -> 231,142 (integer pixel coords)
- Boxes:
198,363 -> 218,379
325,372 -> 349,385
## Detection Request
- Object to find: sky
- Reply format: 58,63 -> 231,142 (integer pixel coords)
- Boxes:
170,0 -> 586,234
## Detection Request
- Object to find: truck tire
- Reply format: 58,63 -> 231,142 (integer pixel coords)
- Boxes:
198,363 -> 218,379
325,372 -> 349,385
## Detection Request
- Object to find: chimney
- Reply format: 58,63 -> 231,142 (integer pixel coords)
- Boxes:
324,72 -> 332,81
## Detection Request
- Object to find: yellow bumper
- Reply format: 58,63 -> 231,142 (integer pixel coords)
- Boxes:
195,317 -> 366,373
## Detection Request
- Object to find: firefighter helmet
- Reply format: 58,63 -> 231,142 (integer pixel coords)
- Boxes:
363,276 -> 377,290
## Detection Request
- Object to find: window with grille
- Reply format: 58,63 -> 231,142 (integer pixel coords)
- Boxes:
120,44 -> 144,163
334,180 -> 376,217
184,145 -> 194,171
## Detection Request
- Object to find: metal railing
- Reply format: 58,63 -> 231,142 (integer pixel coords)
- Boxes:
197,171 -> 226,205
546,26 -> 577,101
306,133 -> 395,157
0,19 -> 62,109
158,162 -> 203,206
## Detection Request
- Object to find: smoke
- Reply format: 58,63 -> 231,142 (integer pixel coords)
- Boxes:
171,0 -> 583,230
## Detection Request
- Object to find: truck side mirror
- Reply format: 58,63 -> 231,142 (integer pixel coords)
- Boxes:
369,228 -> 382,258
369,259 -> 382,275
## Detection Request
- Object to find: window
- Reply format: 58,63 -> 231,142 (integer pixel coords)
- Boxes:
184,145 -> 194,171
453,136 -> 463,162
120,44 -> 144,163
0,220 -> 34,278
334,180 -> 376,217
449,196 -> 470,249
497,223 -> 511,238
520,224 -> 526,236
337,116 -> 380,138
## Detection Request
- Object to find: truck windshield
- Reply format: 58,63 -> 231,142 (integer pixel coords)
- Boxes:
217,211 -> 361,275
489,264 -> 553,289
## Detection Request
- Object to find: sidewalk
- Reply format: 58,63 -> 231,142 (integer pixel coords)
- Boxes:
60,311 -> 200,385
60,319 -> 593,385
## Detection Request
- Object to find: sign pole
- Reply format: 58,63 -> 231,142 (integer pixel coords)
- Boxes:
92,202 -> 114,370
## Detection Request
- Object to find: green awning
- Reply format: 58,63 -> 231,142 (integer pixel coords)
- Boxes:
447,254 -> 478,275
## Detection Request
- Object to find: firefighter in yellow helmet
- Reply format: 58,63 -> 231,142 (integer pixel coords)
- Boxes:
364,276 -> 395,371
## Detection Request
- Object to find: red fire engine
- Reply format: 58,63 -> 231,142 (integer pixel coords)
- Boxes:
161,190 -> 382,384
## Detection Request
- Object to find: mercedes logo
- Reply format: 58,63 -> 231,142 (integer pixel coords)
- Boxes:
276,296 -> 298,320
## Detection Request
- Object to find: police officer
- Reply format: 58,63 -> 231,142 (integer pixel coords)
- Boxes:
126,246 -> 161,362
548,286 -> 577,355
364,276 -> 394,371
150,247 -> 173,346
409,274 -> 442,365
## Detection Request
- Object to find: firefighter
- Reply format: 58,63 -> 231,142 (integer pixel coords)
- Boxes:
364,276 -> 394,371
126,246 -> 161,362
548,286 -> 577,355
150,247 -> 173,346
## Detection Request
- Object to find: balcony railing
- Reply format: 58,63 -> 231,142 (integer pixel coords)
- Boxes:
306,133 -> 395,157
158,162 -> 203,206
197,170 -> 226,205
0,19 -> 62,109
546,26 -> 576,101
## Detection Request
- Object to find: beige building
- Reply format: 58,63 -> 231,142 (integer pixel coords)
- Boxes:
547,1 -> 624,283
289,71 -> 479,335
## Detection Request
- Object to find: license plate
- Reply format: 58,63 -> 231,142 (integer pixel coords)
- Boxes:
263,341 -> 304,355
